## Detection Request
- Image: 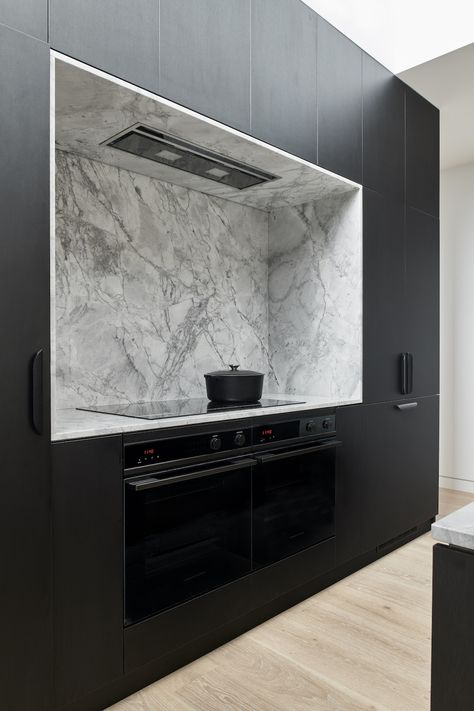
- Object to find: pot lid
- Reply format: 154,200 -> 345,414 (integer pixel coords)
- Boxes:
205,364 -> 264,377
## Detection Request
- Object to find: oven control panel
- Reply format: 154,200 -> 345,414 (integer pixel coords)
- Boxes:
300,415 -> 336,437
124,427 -> 252,469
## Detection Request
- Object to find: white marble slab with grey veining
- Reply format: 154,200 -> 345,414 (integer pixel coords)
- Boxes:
432,502 -> 474,551
53,394 -> 360,441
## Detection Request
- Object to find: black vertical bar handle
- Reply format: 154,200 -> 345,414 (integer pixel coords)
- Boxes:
400,352 -> 408,395
31,349 -> 44,435
407,352 -> 414,394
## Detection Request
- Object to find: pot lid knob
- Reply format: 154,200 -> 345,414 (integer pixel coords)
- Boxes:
229,364 -> 240,371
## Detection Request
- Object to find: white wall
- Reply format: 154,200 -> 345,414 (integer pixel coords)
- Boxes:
440,162 -> 474,492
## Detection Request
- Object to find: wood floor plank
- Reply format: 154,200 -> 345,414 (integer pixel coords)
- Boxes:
108,488 -> 474,711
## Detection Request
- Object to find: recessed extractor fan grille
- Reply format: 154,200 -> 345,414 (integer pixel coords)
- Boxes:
103,125 -> 279,190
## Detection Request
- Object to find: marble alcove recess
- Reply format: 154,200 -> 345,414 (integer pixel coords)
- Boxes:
51,53 -> 363,440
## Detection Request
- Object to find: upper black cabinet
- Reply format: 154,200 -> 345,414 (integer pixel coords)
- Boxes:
50,0 -> 159,92
0,0 -> 47,41
160,0 -> 251,132
405,207 -> 440,398
363,54 -> 405,200
0,25 -> 51,711
363,189 -> 405,403
251,0 -> 317,163
406,86 -> 440,217
317,18 -> 362,182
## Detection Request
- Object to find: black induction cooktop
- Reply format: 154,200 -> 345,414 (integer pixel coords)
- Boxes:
77,397 -> 305,420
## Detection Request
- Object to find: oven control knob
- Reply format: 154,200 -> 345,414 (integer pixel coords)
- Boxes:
234,432 -> 246,447
322,419 -> 332,430
305,420 -> 316,434
210,436 -> 222,451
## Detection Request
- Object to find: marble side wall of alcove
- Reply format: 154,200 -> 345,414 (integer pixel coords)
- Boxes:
267,191 -> 362,401
54,150 -> 362,409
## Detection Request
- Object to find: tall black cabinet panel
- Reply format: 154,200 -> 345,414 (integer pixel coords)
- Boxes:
405,207 -> 440,397
406,87 -> 440,217
251,0 -> 317,162
362,55 -> 405,200
363,189 -> 405,403
160,0 -> 251,132
0,26 -> 51,711
0,0 -> 47,40
52,436 -> 123,709
317,19 -> 362,182
50,0 -> 159,92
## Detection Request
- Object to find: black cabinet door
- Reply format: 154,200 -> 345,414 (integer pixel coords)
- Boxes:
0,26 -> 51,711
336,397 -> 439,564
50,0 -> 159,92
160,0 -> 250,132
405,207 -> 440,397
251,0 -> 317,162
431,545 -> 474,711
317,18 -> 362,182
406,86 -> 440,217
52,436 -> 123,709
363,189 -> 405,403
367,396 -> 439,546
363,54 -> 405,200
0,0 -> 47,40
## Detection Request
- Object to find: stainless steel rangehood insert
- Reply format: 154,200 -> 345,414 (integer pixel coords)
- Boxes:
103,124 -> 279,190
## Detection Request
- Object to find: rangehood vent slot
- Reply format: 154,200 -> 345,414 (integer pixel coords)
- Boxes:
103,125 -> 279,190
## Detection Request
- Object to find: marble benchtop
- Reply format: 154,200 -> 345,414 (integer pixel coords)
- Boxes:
52,394 -> 360,441
432,502 -> 474,551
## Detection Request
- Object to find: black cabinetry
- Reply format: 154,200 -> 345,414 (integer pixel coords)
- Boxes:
406,86 -> 440,217
362,54 -> 405,200
251,0 -> 317,162
405,207 -> 440,397
0,25 -> 51,711
431,544 -> 474,711
363,189 -> 405,403
52,436 -> 123,709
50,0 -> 159,91
160,0 -> 251,132
317,18 -> 362,182
363,190 -> 439,403
336,396 -> 439,564
0,0 -> 47,40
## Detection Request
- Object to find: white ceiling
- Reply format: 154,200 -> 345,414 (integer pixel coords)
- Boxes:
302,0 -> 474,73
303,1 -> 474,170
399,43 -> 474,169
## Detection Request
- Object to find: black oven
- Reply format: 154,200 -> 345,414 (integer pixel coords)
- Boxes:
123,412 -> 338,626
125,456 -> 253,625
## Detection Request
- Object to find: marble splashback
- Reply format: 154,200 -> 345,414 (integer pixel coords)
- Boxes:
54,150 -> 362,409
268,191 -> 362,400
55,150 -> 269,407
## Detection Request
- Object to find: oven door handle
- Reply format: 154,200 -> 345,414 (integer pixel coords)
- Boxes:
255,439 -> 342,464
126,457 -> 255,491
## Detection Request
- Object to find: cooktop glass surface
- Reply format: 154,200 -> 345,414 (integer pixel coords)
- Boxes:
77,397 -> 305,420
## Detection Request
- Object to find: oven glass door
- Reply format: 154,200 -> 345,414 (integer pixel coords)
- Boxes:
125,458 -> 252,625
253,440 -> 337,567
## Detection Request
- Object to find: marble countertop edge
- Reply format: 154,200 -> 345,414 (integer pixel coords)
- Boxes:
431,502 -> 474,551
52,395 -> 361,442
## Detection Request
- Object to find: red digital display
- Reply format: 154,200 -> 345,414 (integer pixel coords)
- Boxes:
143,448 -> 155,456
261,428 -> 273,436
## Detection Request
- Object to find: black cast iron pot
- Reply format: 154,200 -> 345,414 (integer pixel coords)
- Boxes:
204,364 -> 264,403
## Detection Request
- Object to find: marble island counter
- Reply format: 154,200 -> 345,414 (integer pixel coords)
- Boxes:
432,502 -> 474,550
52,394 -> 358,441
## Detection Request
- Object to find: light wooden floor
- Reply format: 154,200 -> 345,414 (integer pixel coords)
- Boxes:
110,488 -> 474,711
